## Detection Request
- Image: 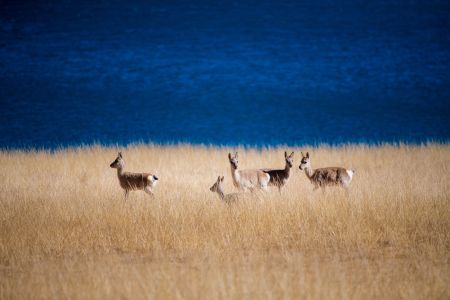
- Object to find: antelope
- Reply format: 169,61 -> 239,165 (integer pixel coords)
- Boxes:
228,152 -> 270,191
209,176 -> 240,203
299,152 -> 354,190
109,152 -> 158,198
262,151 -> 294,192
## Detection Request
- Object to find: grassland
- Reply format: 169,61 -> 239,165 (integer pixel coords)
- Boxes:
0,144 -> 449,299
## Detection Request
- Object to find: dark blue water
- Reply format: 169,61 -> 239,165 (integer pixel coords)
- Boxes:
1,0 -> 450,148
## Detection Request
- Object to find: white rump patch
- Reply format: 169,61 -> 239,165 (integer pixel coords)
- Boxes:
346,169 -> 354,180
147,174 -> 158,184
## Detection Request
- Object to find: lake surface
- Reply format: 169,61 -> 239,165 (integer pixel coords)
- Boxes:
1,0 -> 449,148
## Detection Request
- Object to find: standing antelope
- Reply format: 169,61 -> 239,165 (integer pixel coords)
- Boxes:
110,152 -> 158,198
262,151 -> 294,192
228,152 -> 270,191
209,176 -> 240,203
299,152 -> 354,190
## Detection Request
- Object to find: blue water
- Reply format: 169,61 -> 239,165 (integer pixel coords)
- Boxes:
1,0 -> 450,148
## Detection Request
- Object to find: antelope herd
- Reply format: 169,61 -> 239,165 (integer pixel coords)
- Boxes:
110,151 -> 355,200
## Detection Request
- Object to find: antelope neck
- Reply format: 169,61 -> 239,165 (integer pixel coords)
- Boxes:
304,165 -> 314,179
216,187 -> 225,199
116,166 -> 125,176
285,162 -> 291,177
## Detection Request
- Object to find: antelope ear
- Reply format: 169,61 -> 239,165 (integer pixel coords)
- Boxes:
228,153 -> 232,160
306,152 -> 309,158
301,151 -> 304,157
221,176 -> 224,182
290,152 -> 294,157
217,176 -> 221,181
235,152 -> 238,158
284,151 -> 287,158
118,152 -> 122,158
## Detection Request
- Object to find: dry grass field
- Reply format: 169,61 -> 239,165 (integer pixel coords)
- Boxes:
0,144 -> 449,299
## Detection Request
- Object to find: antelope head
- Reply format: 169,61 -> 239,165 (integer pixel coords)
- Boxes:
228,152 -> 239,170
299,152 -> 310,171
210,176 -> 224,192
285,151 -> 294,168
110,152 -> 125,169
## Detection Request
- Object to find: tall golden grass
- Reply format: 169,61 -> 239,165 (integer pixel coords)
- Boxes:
0,144 -> 449,299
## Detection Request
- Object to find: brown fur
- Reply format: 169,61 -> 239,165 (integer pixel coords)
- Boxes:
299,152 -> 354,190
117,172 -> 153,190
110,152 -> 158,198
307,167 -> 349,187
228,152 -> 270,191
209,176 -> 240,203
262,151 -> 294,192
